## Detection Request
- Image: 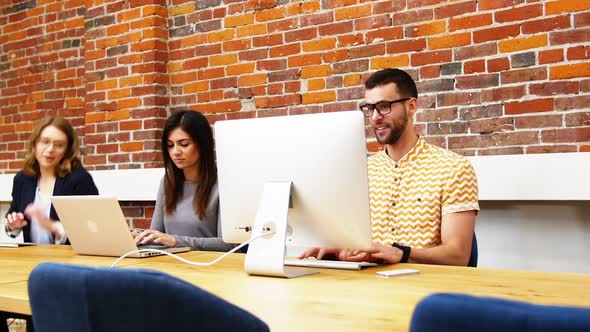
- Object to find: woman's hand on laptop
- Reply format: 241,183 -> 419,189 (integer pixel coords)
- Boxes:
134,229 -> 177,247
24,204 -> 60,237
6,212 -> 27,231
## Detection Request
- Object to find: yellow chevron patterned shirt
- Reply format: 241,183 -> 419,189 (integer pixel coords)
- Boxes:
368,137 -> 479,249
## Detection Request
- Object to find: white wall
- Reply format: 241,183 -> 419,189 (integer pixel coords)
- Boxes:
477,201 -> 590,273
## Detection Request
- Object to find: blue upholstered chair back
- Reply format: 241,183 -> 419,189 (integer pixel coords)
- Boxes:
410,293 -> 590,332
468,233 -> 478,267
28,262 -> 270,332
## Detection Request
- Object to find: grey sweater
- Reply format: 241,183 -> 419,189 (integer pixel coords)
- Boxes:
151,178 -> 234,252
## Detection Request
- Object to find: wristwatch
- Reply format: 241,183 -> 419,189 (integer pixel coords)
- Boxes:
5,224 -> 18,238
392,242 -> 411,263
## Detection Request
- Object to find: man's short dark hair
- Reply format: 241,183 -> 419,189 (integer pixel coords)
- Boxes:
364,68 -> 418,98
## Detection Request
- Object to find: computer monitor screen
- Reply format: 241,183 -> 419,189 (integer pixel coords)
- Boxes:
215,111 -> 372,277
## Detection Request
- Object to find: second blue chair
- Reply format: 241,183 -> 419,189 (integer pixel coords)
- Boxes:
410,293 -> 590,332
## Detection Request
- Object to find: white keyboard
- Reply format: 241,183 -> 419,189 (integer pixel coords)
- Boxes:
284,258 -> 378,271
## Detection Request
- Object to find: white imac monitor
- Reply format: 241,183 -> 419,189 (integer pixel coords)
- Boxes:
215,111 -> 372,278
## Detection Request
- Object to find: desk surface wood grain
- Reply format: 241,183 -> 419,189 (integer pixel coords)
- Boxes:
1,245 -> 589,332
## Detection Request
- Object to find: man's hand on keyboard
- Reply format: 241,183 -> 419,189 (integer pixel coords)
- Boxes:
352,242 -> 403,264
299,247 -> 368,262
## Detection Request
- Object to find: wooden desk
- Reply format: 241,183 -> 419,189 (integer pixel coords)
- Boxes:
1,246 -> 589,332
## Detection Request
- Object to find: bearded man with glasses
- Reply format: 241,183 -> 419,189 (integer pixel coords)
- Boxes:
302,68 -> 479,266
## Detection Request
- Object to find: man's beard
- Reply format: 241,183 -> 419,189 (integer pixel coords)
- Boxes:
374,109 -> 408,145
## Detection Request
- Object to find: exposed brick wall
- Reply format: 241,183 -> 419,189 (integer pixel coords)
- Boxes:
2,0 -> 590,219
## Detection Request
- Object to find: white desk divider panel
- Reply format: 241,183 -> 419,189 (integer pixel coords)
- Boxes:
0,168 -> 164,202
1,152 -> 589,202
467,152 -> 590,201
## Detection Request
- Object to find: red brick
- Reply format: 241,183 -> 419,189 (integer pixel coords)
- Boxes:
434,1 -> 477,19
254,95 -> 300,108
494,4 -> 542,23
268,18 -> 298,31
365,27 -> 403,44
420,65 -> 441,79
437,92 -> 481,107
478,0 -> 524,10
567,46 -> 590,61
349,44 -> 385,59
550,28 -> 590,46
387,39 -> 427,54
575,12 -> 590,27
321,50 -> 348,63
285,28 -> 317,43
501,68 -> 547,84
355,14 -> 392,31
318,21 -> 353,36
257,59 -> 287,71
481,85 -> 526,103
473,24 -> 520,43
454,42 -> 497,60
505,98 -> 554,115
515,114 -> 562,129
554,95 -> 590,111
522,15 -> 570,34
338,33 -> 365,47
393,9 -> 433,25
462,60 -> 484,74
565,112 -> 590,127
411,50 -> 452,66
456,74 -> 499,89
270,43 -> 301,57
335,4 -> 371,21
542,128 -> 590,143
529,82 -> 579,96
449,13 -> 493,32
539,49 -> 564,64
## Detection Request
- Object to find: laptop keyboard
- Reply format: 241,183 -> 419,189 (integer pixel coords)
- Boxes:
137,244 -> 168,250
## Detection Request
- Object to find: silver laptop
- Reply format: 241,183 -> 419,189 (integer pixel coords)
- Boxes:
51,196 -> 190,258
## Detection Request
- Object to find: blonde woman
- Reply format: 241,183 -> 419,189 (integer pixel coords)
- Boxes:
3,116 -> 98,244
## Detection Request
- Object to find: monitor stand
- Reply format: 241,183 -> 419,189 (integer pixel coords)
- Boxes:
244,181 -> 318,278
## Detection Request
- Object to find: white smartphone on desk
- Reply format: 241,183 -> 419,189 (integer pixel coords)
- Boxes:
376,269 -> 419,278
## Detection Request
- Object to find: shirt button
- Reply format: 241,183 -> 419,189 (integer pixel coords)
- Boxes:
392,202 -> 396,206
394,163 -> 399,168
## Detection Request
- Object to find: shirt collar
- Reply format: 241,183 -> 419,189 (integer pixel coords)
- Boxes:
382,136 -> 426,167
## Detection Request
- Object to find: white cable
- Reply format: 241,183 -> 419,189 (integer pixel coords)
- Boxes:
111,232 -> 274,268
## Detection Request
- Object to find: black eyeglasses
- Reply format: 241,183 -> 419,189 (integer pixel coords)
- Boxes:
359,98 -> 411,117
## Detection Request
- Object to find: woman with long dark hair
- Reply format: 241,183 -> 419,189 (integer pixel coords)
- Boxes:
133,110 -> 232,251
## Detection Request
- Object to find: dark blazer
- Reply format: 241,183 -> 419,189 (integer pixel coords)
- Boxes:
6,166 -> 99,243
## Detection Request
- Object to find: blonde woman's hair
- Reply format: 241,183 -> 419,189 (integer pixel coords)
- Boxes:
23,116 -> 82,177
